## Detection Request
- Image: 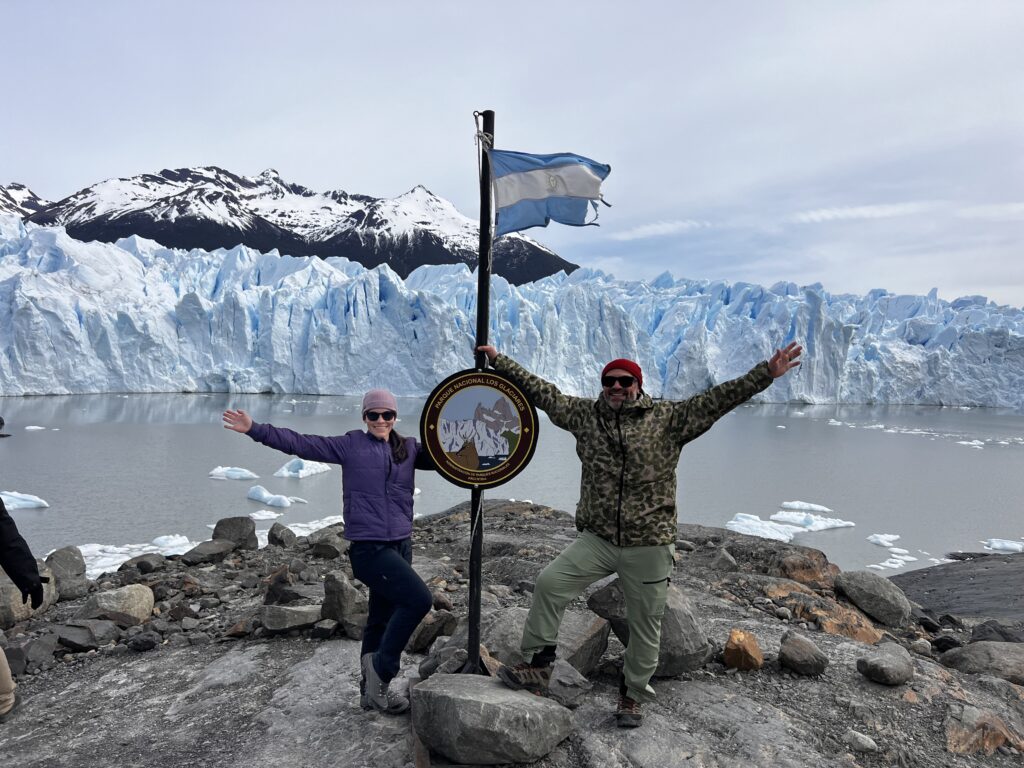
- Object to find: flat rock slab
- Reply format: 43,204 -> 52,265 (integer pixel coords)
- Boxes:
890,553 -> 1024,622
412,674 -> 573,764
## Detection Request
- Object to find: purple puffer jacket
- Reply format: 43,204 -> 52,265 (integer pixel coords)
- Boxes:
246,423 -> 427,542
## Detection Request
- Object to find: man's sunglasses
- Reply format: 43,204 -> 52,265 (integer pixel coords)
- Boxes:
364,410 -> 397,422
601,375 -> 636,389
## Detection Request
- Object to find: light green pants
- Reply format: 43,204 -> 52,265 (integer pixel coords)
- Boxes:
0,650 -> 15,716
521,530 -> 675,702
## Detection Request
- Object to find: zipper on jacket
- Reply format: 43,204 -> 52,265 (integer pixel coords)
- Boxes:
615,410 -> 625,546
385,442 -> 393,539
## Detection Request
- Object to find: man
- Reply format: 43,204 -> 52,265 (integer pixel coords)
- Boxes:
0,496 -> 47,722
476,342 -> 802,727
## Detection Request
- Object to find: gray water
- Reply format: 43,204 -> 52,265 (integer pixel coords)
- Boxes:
1,393 -> 1022,574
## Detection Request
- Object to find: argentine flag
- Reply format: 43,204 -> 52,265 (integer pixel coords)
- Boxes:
489,150 -> 611,237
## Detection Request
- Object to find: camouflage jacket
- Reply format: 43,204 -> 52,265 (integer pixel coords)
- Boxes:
492,354 -> 774,547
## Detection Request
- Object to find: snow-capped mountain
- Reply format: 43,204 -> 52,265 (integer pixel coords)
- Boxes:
0,183 -> 50,218
1,216 -> 1022,406
10,167 -> 575,284
439,419 -> 513,457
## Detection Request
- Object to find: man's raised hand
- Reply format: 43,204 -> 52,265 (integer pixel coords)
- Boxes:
767,342 -> 802,378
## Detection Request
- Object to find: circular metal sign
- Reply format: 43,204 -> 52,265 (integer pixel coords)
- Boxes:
420,368 -> 539,488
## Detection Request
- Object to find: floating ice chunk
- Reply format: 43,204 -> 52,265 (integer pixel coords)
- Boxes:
865,564 -> 885,570
287,515 -> 345,538
726,513 -> 801,542
867,533 -> 900,547
25,425 -> 46,431
0,491 -> 50,509
770,510 -> 854,531
875,558 -> 907,569
247,485 -> 293,508
888,547 -> 910,555
780,501 -> 835,514
78,534 -> 196,578
891,553 -> 918,562
274,458 -> 331,479
210,466 -> 260,480
957,440 -> 985,449
776,425 -> 786,429
982,538 -> 1024,553
250,510 -> 283,521
828,419 -> 843,426
414,487 -> 422,496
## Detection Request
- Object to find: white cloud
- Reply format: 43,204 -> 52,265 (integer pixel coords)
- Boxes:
609,219 -> 712,241
956,203 -> 1024,221
788,202 -> 937,225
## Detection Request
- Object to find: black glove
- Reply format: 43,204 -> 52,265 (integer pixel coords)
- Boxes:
21,576 -> 49,610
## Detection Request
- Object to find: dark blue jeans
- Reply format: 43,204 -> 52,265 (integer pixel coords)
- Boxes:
348,538 -> 432,683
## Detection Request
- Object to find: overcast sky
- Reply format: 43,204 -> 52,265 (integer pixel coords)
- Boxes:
4,2 -> 1023,306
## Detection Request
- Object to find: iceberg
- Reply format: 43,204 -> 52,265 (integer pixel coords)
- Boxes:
246,485 -> 306,508
0,491 -> 49,509
1,216 -> 1022,407
273,458 -> 331,479
209,466 -> 260,480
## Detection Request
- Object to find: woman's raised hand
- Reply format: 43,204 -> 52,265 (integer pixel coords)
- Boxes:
222,409 -> 253,434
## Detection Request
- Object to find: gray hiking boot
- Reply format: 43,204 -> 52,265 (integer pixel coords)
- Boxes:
361,653 -> 410,715
496,661 -> 552,695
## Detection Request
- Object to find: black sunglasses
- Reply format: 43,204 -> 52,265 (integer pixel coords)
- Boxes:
364,410 -> 397,422
601,375 -> 636,388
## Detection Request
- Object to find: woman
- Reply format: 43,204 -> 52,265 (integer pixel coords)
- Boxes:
223,389 -> 434,715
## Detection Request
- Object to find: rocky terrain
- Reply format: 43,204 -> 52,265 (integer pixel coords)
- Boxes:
2,501 -> 1023,767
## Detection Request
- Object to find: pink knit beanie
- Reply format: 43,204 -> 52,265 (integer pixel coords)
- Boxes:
362,389 -> 398,415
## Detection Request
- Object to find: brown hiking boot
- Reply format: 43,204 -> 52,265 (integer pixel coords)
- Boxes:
616,694 -> 643,728
497,662 -> 552,695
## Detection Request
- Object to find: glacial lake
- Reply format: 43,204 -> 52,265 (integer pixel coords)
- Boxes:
1,392 -> 1022,576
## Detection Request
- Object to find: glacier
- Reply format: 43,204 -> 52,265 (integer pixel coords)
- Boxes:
1,214 -> 1022,407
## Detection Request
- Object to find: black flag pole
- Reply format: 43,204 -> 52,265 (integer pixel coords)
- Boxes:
462,109 -> 495,674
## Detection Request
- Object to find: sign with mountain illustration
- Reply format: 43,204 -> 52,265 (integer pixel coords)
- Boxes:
420,370 -> 538,488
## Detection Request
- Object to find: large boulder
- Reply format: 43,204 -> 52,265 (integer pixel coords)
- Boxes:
75,584 -> 154,624
267,522 -> 297,548
940,642 -> 1024,685
0,561 -> 57,628
834,570 -> 913,627
412,674 -> 572,764
588,580 -> 712,675
181,539 -> 237,566
212,516 -> 258,550
444,607 -> 609,676
45,546 -> 90,600
856,642 -> 914,686
259,605 -> 323,633
779,630 -> 829,676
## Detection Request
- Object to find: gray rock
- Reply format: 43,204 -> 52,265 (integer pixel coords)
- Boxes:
834,570 -> 913,627
57,620 -> 121,652
4,632 -> 58,675
75,584 -> 154,624
309,535 -> 347,559
844,729 -> 878,752
0,561 -> 57,628
445,607 -> 609,676
589,581 -> 711,676
311,619 -> 338,640
405,609 -> 457,653
545,658 -> 593,709
267,522 -> 297,548
779,630 -> 829,676
940,641 -> 1024,685
909,638 -> 933,656
181,539 -> 236,566
971,620 -> 1024,644
710,547 -> 738,571
120,553 -> 167,574
212,516 -> 258,550
128,631 -> 162,652
321,572 -> 368,636
259,605 -> 323,633
856,642 -> 914,685
411,674 -> 572,764
45,546 -> 90,600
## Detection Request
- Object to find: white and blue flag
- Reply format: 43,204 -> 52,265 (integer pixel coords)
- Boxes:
489,150 -> 611,237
